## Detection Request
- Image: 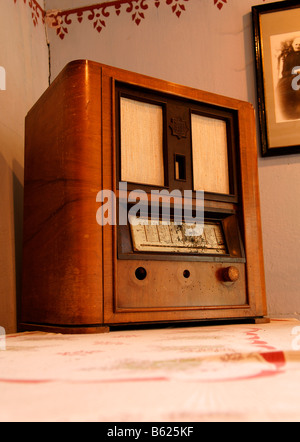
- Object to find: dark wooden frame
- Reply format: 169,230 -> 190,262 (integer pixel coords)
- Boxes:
253,0 -> 300,157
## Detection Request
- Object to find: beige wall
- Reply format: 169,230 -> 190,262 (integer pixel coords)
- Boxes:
0,1 -> 49,332
1,0 -> 299,332
44,0 -> 300,320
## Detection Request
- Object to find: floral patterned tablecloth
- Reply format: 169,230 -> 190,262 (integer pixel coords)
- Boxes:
1,319 -> 300,422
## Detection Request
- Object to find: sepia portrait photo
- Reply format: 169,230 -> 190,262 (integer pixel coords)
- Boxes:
253,2 -> 300,156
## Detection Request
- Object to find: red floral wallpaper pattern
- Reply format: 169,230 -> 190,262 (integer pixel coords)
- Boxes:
14,0 -> 266,39
47,0 -> 190,39
14,0 -> 45,26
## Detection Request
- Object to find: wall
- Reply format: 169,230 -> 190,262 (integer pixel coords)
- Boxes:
0,1 -> 49,332
46,0 -> 262,99
44,0 -> 300,320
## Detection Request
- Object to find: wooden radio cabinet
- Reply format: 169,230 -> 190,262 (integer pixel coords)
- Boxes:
19,60 -> 268,333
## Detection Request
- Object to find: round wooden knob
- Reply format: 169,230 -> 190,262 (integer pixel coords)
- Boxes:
223,266 -> 240,282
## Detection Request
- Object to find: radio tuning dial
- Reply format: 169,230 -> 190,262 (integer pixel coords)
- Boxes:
223,266 -> 240,282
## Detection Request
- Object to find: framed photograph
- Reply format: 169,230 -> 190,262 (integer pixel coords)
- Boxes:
253,0 -> 300,156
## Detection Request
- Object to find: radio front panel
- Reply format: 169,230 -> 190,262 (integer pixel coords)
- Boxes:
19,60 -> 268,334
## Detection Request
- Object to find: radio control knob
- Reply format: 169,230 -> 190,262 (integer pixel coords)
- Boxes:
223,266 -> 240,282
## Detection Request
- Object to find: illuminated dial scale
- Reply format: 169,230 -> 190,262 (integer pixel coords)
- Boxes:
129,217 -> 227,255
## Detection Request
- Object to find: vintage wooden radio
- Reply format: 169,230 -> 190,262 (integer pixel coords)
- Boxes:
19,60 -> 268,333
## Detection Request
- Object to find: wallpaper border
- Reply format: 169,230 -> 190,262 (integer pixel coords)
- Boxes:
14,0 -> 266,40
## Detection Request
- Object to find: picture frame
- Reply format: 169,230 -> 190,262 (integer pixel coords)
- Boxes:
252,0 -> 300,157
